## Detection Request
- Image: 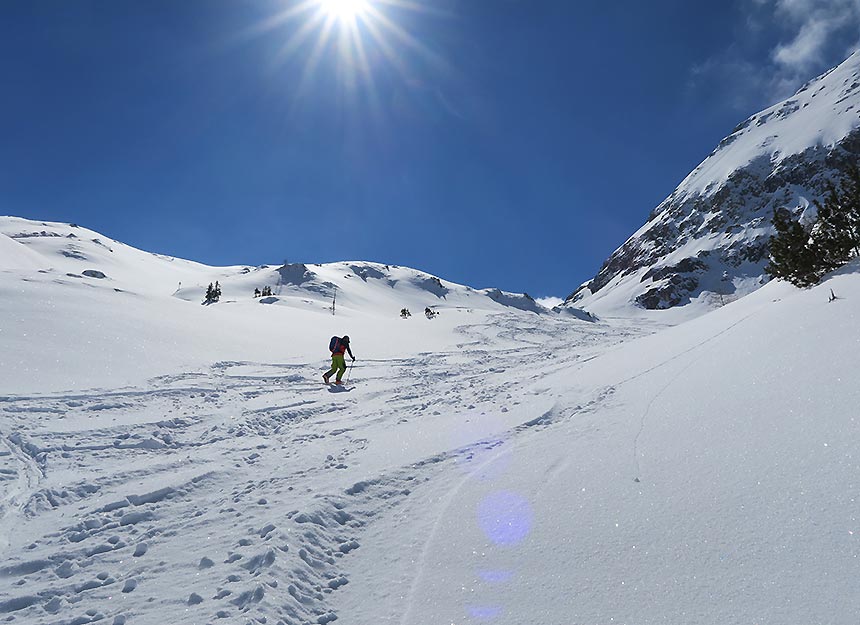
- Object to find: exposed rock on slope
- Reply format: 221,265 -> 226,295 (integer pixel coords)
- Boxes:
571,51 -> 860,311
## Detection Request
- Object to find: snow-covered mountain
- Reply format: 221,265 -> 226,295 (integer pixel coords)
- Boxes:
0,216 -> 550,316
2,214 -> 860,624
0,216 -> 589,394
570,50 -> 860,313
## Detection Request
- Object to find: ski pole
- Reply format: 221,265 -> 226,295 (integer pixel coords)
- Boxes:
346,361 -> 353,384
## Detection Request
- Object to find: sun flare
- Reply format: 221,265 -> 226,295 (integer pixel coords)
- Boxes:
247,0 -> 443,110
318,0 -> 370,20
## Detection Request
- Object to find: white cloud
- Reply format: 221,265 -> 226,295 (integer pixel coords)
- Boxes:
770,0 -> 859,72
773,16 -> 834,69
690,0 -> 860,110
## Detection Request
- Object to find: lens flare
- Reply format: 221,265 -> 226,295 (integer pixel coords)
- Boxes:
468,605 -> 503,620
478,569 -> 515,584
240,0 -> 447,116
477,491 -> 533,546
318,0 -> 369,20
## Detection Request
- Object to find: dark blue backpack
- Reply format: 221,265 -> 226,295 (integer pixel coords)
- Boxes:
329,336 -> 340,352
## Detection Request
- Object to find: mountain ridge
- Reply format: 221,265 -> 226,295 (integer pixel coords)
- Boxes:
569,50 -> 860,313
0,215 -> 563,318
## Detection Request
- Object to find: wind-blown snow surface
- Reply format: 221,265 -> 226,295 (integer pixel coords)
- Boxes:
2,217 -> 859,624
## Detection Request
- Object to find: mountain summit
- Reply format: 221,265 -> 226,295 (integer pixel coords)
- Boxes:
570,50 -> 860,313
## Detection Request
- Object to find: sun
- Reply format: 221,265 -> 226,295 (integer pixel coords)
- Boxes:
318,0 -> 370,20
244,0 -> 443,109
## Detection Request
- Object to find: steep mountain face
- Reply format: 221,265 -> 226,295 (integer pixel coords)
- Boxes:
570,51 -> 860,312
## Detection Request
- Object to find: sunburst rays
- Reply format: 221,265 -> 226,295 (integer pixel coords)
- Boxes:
245,0 -> 447,113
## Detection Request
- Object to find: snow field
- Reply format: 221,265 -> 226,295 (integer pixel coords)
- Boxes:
337,266 -> 860,624
2,216 -> 859,624
0,312 -> 632,625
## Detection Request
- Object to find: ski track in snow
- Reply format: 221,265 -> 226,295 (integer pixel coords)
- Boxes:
0,313 -> 651,625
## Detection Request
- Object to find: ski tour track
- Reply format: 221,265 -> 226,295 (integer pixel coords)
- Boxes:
0,313 -> 659,625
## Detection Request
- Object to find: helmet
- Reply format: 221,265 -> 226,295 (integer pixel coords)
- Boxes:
342,335 -> 350,343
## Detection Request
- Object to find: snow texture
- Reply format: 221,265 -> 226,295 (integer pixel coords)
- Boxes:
1,216 -> 859,625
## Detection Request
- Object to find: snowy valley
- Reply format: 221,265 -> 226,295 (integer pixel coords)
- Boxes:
1,213 -> 859,625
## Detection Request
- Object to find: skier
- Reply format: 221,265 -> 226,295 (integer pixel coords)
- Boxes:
323,335 -> 355,385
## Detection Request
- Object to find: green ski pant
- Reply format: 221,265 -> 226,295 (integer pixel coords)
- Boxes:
326,355 -> 347,381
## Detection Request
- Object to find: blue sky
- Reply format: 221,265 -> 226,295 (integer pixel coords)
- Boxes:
3,0 -> 859,299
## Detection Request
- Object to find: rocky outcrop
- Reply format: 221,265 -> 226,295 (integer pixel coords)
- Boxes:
570,51 -> 860,311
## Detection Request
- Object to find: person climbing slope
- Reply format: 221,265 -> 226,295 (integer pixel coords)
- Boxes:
323,335 -> 355,385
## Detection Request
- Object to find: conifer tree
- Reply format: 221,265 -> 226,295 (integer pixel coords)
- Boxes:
767,165 -> 860,287
813,165 -> 860,264
849,165 -> 860,254
204,282 -> 221,304
765,208 -> 820,287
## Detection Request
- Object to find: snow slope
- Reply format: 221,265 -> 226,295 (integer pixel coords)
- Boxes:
344,265 -> 860,624
0,233 -> 46,272
0,217 -> 563,395
1,217 -> 859,624
680,51 -> 860,197
571,50 -> 860,313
